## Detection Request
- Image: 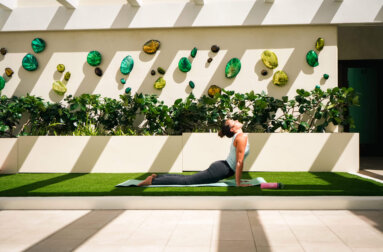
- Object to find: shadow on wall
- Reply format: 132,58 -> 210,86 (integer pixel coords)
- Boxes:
242,0 -> 273,25
47,6 -> 75,30
70,136 -> 112,173
244,134 -> 271,171
311,0 -> 342,24
111,4 -> 139,28
0,10 -> 11,30
375,5 -> 383,22
173,2 -> 203,27
309,133 -> 355,172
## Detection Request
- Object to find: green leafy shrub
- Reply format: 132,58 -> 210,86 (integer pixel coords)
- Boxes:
0,87 -> 359,137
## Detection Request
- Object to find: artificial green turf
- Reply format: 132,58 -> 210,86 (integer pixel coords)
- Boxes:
0,172 -> 382,197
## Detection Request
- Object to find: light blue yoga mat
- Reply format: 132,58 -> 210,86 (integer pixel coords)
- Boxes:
116,177 -> 266,187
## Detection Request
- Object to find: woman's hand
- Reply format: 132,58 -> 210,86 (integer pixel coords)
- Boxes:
237,184 -> 252,187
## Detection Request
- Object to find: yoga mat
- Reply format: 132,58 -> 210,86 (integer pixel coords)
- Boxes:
116,177 -> 267,187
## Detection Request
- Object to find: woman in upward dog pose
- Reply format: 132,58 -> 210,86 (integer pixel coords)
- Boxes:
138,119 -> 251,187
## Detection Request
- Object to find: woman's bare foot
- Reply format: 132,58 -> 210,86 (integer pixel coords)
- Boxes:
138,175 -> 153,186
151,174 -> 157,179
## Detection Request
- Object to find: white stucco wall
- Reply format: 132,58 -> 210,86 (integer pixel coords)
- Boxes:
0,0 -> 382,31
0,25 -> 337,105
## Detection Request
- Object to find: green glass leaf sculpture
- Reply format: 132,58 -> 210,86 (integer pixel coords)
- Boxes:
52,80 -> 67,95
120,55 -> 134,75
64,72 -> 71,81
306,50 -> 319,67
323,74 -> 329,79
225,58 -> 241,78
157,67 -> 166,75
57,64 -> 65,73
178,57 -> 191,72
31,38 -> 46,53
261,50 -> 278,69
143,40 -> 160,54
120,78 -> 126,84
208,85 -> 221,98
0,76 -> 5,90
189,81 -> 195,89
316,38 -> 325,51
5,68 -> 14,77
125,87 -> 131,94
87,51 -> 102,66
191,47 -> 197,58
154,77 -> 166,89
273,71 -> 288,86
22,54 -> 38,71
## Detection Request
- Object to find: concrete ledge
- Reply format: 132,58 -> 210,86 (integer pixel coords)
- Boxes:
0,196 -> 382,210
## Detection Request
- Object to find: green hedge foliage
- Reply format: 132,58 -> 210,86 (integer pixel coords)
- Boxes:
0,87 -> 359,137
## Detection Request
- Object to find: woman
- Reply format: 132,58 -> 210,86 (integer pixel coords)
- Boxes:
138,119 -> 252,187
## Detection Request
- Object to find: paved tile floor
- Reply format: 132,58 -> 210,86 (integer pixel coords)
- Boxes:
0,210 -> 382,252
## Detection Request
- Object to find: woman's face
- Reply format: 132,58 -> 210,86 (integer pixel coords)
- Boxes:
226,119 -> 243,132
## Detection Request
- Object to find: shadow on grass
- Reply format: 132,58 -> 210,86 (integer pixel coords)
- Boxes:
0,174 -> 86,196
0,172 -> 381,197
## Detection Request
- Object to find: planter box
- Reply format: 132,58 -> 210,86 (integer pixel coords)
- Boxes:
182,133 -> 359,172
0,133 -> 359,174
1,136 -> 182,173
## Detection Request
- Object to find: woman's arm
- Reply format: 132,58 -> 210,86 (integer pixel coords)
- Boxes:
234,134 -> 251,187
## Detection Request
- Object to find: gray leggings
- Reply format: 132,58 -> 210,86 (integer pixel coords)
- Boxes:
151,160 -> 235,185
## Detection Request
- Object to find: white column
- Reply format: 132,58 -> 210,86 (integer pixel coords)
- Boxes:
56,0 -> 78,9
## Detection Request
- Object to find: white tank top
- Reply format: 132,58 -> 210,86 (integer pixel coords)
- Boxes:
225,132 -> 250,171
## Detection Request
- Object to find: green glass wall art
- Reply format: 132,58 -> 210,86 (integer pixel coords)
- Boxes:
211,45 -> 220,53
273,71 -> 288,86
306,50 -> 319,67
87,51 -> 102,66
0,76 -> 5,90
316,38 -> 325,51
57,64 -> 65,73
22,54 -> 38,71
0,48 -> 7,55
191,47 -> 197,58
95,67 -> 103,77
323,74 -> 329,79
143,40 -> 160,54
52,81 -> 67,95
120,56 -> 134,75
31,38 -> 46,53
157,67 -> 166,74
125,87 -> 131,94
64,72 -> 71,81
261,50 -> 278,69
120,78 -> 126,84
154,77 -> 166,89
5,68 -> 14,77
189,81 -> 195,89
225,58 -> 241,78
178,57 -> 191,72
208,85 -> 221,98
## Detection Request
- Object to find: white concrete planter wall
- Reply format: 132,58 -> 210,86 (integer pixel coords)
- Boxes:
182,133 -> 359,172
0,133 -> 359,174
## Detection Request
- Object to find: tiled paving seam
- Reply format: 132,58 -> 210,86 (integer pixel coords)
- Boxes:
246,210 -> 258,251
311,210 -> 354,251
279,210 -> 313,252
162,210 -> 183,252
